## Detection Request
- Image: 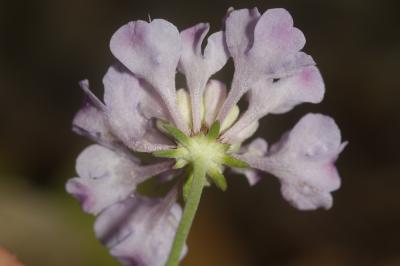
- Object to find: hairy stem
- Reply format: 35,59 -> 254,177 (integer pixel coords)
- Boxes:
166,161 -> 206,266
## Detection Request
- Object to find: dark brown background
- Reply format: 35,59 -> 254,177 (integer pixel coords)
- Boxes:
1,0 -> 399,265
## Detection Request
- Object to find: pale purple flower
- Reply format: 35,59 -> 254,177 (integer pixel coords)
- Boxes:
66,7 -> 346,266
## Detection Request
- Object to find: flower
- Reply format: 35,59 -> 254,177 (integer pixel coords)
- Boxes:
66,7 -> 347,266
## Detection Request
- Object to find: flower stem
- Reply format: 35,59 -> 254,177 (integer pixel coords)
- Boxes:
166,161 -> 206,266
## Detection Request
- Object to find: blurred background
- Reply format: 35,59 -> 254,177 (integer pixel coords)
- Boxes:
1,0 -> 399,265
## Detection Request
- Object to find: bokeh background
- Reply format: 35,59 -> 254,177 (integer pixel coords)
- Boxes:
1,0 -> 400,265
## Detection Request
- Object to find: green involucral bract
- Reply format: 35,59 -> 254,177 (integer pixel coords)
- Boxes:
153,121 -> 248,192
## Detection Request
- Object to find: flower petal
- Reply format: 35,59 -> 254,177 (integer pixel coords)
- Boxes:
73,78 -> 171,153
217,8 -> 315,125
203,79 -> 228,128
251,8 -> 305,63
94,194 -> 186,266
226,121 -> 259,144
237,114 -> 346,210
267,66 -> 324,114
224,7 -> 261,57
66,145 -> 172,215
72,99 -> 112,143
180,23 -> 209,58
110,19 -> 188,132
216,8 -> 261,122
232,168 -> 261,186
103,65 -> 173,152
273,113 -> 347,163
280,181 -> 333,210
203,31 -> 230,75
222,66 -> 324,142
231,138 -> 267,185
72,80 -> 118,148
243,138 -> 268,156
179,24 -> 229,132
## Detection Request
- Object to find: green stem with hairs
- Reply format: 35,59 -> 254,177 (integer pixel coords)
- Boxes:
166,160 -> 206,266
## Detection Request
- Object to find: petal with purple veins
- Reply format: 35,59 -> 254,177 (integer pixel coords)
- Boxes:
94,194 -> 186,266
72,100 -> 114,145
224,7 -> 261,57
222,66 -> 324,142
218,8 -> 315,124
72,80 -> 118,148
179,23 -> 229,132
110,19 -> 187,132
280,181 -> 333,210
217,8 -> 261,122
180,23 -> 209,58
237,114 -> 347,210
103,65 -> 174,152
66,145 -> 173,215
251,8 -> 305,61
249,8 -> 313,76
203,31 -> 230,74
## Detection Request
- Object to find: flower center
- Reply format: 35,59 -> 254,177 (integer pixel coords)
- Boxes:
178,134 -> 228,168
153,121 -> 248,191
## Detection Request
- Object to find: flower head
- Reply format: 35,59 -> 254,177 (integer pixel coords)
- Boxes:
66,7 -> 346,266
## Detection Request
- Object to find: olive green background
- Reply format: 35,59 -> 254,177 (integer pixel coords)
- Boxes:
1,0 -> 399,265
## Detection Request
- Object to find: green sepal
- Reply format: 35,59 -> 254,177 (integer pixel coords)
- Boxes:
162,123 -> 191,147
153,147 -> 187,159
183,172 -> 194,203
220,143 -> 231,152
222,155 -> 248,168
174,158 -> 188,169
207,121 -> 220,140
207,166 -> 227,191
153,149 -> 181,158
